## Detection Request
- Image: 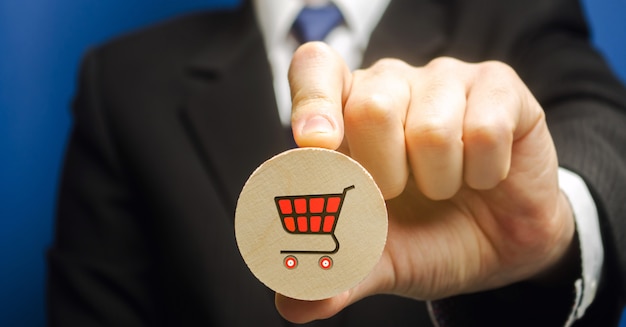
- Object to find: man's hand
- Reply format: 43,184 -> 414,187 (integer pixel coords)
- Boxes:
277,42 -> 575,323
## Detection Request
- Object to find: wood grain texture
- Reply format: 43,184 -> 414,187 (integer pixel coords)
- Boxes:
235,148 -> 388,300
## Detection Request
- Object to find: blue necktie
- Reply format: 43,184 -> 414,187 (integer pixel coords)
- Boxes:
292,3 -> 344,43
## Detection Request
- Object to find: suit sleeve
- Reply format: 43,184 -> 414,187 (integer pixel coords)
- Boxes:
429,0 -> 626,326
514,0 -> 626,323
47,50 -> 158,326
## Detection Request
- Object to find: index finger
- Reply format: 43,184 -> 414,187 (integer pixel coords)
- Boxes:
289,42 -> 351,149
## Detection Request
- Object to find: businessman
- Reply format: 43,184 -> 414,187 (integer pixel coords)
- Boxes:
48,0 -> 626,325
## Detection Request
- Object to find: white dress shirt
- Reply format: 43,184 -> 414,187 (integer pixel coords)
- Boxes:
252,1 -> 602,325
254,0 -> 390,126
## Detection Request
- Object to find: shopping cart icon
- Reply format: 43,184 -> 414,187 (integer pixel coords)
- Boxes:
274,185 -> 355,270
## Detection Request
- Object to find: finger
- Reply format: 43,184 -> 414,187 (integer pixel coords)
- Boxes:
463,62 -> 518,189
405,58 -> 467,200
289,42 -> 351,150
344,59 -> 411,199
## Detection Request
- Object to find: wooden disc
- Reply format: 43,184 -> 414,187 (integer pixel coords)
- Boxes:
235,148 -> 388,301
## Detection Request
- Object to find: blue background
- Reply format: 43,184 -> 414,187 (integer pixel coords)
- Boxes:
0,0 -> 624,325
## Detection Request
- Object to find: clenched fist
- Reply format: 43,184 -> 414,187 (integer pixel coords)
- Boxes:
278,42 -> 575,324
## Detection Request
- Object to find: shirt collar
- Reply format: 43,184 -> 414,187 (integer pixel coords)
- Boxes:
253,0 -> 390,51
335,0 -> 390,50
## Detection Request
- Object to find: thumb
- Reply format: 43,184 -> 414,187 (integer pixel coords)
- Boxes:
289,42 -> 351,149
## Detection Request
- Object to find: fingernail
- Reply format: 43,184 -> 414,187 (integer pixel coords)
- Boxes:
301,116 -> 334,135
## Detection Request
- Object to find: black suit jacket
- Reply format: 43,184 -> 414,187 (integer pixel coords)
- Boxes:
48,0 -> 626,326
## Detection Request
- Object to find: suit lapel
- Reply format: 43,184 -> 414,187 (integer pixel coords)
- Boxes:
181,3 -> 289,214
179,0 -> 449,213
363,0 -> 448,68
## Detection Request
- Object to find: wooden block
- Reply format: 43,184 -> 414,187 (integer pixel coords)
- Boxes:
235,148 -> 387,301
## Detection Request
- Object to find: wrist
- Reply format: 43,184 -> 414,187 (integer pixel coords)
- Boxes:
529,191 -> 580,285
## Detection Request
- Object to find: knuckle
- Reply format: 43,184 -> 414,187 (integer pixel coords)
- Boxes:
345,92 -> 396,126
483,84 -> 523,116
370,58 -> 410,72
464,120 -> 510,148
406,121 -> 460,149
426,56 -> 462,71
478,60 -> 517,80
476,61 -> 525,109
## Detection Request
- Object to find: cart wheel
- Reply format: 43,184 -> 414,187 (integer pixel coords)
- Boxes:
284,255 -> 298,269
319,256 -> 333,270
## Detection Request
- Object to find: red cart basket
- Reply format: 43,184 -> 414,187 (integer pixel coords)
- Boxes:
274,185 -> 355,270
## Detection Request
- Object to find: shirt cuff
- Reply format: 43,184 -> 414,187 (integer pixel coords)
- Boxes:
558,167 -> 603,326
